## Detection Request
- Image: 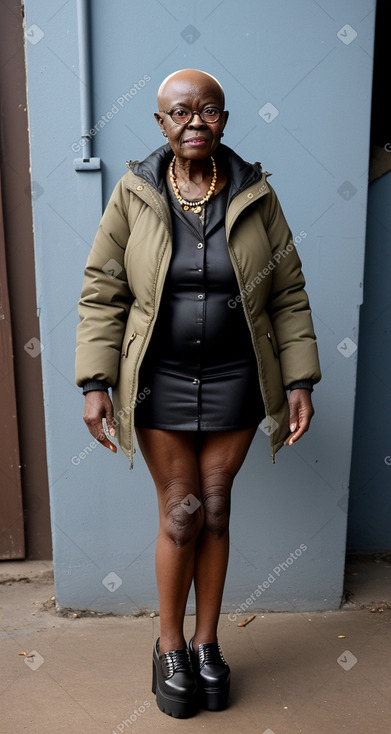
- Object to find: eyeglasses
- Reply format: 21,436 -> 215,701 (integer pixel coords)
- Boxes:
160,106 -> 223,125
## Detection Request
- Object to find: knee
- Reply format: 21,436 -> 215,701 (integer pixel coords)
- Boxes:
162,488 -> 204,547
202,478 -> 232,539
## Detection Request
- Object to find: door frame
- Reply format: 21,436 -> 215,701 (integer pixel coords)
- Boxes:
0,0 -> 52,559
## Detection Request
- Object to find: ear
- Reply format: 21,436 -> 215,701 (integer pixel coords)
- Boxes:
154,112 -> 165,132
221,110 -> 229,131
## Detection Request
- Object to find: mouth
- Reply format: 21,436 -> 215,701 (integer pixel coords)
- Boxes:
183,137 -> 209,146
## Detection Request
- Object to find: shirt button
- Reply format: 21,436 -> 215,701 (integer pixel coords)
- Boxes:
197,242 -> 203,249
192,378 -> 200,385
197,294 -> 204,300
136,185 -> 144,191
247,192 -> 254,199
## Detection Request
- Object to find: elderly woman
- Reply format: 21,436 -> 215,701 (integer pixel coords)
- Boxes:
76,68 -> 321,719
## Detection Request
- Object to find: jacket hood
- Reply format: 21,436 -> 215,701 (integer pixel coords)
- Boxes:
129,143 -> 264,204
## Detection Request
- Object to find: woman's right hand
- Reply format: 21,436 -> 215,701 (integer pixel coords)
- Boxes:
83,391 -> 117,453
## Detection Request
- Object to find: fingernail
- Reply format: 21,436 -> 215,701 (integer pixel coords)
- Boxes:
109,444 -> 117,453
290,423 -> 297,432
109,427 -> 116,437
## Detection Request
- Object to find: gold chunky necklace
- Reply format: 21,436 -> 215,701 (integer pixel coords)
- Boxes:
168,155 -> 217,213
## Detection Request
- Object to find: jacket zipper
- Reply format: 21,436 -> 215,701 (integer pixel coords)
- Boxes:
127,230 -> 172,467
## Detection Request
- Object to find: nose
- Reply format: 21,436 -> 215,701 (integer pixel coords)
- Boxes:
188,112 -> 206,127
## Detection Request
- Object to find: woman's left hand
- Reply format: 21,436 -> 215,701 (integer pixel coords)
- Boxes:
284,389 -> 315,446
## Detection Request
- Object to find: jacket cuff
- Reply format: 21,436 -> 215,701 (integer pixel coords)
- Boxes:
82,380 -> 109,395
288,380 -> 314,393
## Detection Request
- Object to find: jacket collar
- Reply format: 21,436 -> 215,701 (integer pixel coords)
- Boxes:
128,143 -> 264,205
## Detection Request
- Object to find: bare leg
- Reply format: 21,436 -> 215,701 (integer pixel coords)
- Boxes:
135,428 -> 204,654
136,426 -> 257,654
192,427 -> 257,648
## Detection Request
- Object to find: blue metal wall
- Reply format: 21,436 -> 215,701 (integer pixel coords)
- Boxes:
347,171 -> 391,553
24,0 -> 376,613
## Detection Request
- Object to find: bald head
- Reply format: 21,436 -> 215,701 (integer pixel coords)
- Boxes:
154,69 -> 228,161
157,68 -> 225,109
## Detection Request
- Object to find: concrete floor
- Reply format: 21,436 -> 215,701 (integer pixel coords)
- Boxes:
1,555 -> 390,733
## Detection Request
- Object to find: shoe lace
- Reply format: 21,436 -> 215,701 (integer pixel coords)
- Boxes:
199,642 -> 227,667
164,648 -> 192,676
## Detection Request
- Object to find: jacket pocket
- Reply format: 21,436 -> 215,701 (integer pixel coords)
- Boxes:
258,332 -> 285,411
266,330 -> 279,358
121,330 -> 137,358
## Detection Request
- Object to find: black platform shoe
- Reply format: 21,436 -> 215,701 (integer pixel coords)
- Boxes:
188,638 -> 230,711
152,638 -> 197,718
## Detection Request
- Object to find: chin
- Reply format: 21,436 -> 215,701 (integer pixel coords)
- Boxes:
178,144 -> 216,159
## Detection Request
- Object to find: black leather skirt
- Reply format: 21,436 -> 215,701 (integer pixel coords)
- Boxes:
134,183 -> 265,431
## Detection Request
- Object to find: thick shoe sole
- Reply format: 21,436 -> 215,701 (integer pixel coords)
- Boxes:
200,681 -> 230,711
152,657 -> 197,719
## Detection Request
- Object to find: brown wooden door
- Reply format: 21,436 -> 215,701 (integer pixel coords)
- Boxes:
0,170 -> 25,559
0,0 -> 51,560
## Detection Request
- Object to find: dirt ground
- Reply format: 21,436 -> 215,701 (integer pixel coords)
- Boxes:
1,555 -> 390,733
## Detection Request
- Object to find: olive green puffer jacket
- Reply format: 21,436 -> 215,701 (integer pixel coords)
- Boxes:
75,144 -> 321,466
